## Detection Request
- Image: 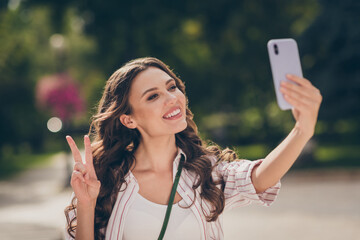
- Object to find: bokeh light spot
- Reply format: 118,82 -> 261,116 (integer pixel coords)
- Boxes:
47,117 -> 62,133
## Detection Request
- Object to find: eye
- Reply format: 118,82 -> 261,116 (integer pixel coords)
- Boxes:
147,85 -> 177,101
169,85 -> 177,91
147,94 -> 158,101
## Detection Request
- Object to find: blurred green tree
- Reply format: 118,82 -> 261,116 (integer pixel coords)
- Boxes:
299,0 -> 360,145
25,0 -> 320,148
3,0 -> 358,169
0,4 -> 100,159
0,7 -> 51,153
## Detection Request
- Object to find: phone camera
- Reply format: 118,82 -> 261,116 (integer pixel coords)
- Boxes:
274,44 -> 279,55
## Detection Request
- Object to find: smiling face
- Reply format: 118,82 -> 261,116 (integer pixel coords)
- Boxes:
120,67 -> 187,138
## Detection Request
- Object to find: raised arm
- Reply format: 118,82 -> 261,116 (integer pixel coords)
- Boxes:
66,135 -> 101,240
251,74 -> 322,193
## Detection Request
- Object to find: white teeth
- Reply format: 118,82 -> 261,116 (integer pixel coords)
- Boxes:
164,108 -> 180,118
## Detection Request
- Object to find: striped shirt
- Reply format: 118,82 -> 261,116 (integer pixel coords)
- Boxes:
65,148 -> 281,240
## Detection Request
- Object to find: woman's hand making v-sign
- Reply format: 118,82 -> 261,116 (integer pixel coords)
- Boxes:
66,135 -> 101,208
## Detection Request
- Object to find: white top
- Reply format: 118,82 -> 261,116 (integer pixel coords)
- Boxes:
65,148 -> 281,240
123,192 -> 201,240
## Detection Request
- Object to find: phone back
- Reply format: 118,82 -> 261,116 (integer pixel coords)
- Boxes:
267,38 -> 303,110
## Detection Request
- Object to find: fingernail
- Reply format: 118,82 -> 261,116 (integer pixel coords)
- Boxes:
286,74 -> 292,78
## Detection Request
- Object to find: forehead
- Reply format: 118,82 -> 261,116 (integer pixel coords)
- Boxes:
130,67 -> 172,96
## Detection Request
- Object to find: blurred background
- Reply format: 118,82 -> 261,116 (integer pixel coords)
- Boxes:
0,0 -> 359,239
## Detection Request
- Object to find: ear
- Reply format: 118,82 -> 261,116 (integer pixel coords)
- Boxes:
119,114 -> 137,129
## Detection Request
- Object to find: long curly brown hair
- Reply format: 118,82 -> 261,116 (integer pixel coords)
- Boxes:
65,57 -> 238,239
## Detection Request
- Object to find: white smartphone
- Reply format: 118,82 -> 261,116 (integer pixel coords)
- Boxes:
267,38 -> 303,110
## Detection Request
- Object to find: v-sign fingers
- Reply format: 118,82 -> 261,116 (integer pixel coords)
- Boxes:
66,135 -> 82,163
84,135 -> 97,177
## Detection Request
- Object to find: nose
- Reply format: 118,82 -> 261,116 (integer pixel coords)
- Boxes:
165,92 -> 177,106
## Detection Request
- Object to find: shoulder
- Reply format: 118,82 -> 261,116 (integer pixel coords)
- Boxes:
207,154 -> 218,165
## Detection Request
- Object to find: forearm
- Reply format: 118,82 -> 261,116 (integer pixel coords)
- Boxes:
251,126 -> 312,193
75,202 -> 96,240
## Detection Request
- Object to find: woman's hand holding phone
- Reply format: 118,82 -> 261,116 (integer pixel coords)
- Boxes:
268,38 -> 322,137
66,135 -> 101,208
280,74 -> 322,137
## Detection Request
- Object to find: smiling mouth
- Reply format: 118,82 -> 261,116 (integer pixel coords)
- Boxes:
163,107 -> 181,119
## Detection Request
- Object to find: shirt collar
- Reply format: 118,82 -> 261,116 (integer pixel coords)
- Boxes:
175,147 -> 187,163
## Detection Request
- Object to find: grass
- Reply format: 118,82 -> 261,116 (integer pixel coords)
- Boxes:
0,152 -> 56,180
1,142 -> 358,180
232,144 -> 271,160
315,145 -> 360,162
312,144 -> 360,168
230,143 -> 360,168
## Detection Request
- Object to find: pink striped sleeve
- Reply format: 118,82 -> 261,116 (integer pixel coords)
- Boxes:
211,157 -> 281,210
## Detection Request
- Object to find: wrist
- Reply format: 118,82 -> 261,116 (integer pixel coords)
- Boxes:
77,199 -> 97,210
292,125 -> 313,141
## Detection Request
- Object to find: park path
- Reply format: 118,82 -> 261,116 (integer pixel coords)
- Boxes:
0,152 -> 71,240
223,168 -> 360,240
0,152 -> 359,240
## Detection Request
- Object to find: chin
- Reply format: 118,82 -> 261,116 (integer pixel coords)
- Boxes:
175,121 -> 188,134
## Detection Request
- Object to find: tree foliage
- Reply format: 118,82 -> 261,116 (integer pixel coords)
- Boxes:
25,0 -> 320,146
299,0 -> 360,144
1,0 -> 358,159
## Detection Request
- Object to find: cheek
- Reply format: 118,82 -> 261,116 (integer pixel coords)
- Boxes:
178,92 -> 186,105
136,103 -> 162,120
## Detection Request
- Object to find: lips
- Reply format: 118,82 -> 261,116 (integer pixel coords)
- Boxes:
163,106 -> 181,119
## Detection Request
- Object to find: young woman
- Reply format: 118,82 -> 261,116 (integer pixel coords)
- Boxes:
64,57 -> 322,240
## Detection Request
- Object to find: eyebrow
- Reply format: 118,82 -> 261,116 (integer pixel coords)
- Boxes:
141,79 -> 175,98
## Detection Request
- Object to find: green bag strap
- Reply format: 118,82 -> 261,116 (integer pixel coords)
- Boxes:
157,154 -> 185,240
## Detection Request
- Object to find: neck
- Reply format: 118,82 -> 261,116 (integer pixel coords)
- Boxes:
133,134 -> 178,172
